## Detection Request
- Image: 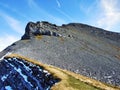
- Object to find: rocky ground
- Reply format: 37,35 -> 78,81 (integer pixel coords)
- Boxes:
0,57 -> 59,90
1,21 -> 120,87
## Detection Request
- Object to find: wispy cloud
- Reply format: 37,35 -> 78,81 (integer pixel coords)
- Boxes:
56,0 -> 61,8
56,9 -> 74,21
26,0 -> 66,25
80,0 -> 98,14
0,12 -> 23,51
0,2 -> 29,19
0,34 -> 19,51
27,0 -> 40,9
0,12 -> 24,34
97,0 -> 120,30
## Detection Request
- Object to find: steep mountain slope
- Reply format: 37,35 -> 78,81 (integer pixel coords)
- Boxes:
3,54 -> 120,90
1,21 -> 120,87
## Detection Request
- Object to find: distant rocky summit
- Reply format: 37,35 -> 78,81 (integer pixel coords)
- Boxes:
1,21 -> 120,87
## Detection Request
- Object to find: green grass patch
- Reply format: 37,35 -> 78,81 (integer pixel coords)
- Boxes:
67,74 -> 101,90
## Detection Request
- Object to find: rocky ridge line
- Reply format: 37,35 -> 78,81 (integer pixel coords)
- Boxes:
22,21 -> 120,42
21,21 -> 62,40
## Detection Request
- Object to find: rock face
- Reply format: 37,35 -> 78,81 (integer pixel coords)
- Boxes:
22,21 -> 62,40
22,21 -> 120,42
0,57 -> 59,90
1,21 -> 120,86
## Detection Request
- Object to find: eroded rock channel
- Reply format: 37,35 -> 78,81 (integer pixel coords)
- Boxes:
0,57 -> 59,90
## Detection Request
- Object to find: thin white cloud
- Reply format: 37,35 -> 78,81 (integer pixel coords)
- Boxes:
0,12 -> 24,34
27,0 -> 40,9
97,0 -> 120,30
48,15 -> 66,25
0,34 -> 19,51
56,0 -> 61,8
0,2 -> 30,19
26,0 -> 66,25
56,9 -> 74,21
80,0 -> 98,14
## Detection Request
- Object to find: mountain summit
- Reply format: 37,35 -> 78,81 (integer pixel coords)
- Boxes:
22,21 -> 62,40
1,21 -> 120,88
22,21 -> 120,42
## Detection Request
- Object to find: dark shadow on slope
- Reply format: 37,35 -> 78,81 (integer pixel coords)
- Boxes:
0,57 -> 60,90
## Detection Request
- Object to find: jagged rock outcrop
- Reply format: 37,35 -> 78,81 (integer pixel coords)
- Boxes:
22,21 -> 62,40
1,21 -> 120,87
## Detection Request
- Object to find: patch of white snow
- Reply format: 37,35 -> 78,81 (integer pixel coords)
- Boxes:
0,52 -> 11,61
5,86 -> 13,90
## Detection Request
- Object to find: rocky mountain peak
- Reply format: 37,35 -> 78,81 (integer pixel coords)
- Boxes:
21,21 -> 120,43
1,21 -> 120,87
21,21 -> 61,40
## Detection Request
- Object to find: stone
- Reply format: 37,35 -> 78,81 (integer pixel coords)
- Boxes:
21,21 -> 61,40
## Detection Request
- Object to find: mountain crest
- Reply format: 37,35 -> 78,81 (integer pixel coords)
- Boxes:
21,21 -> 62,40
22,21 -> 120,43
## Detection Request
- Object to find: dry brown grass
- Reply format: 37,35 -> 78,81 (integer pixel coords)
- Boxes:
115,55 -> 120,60
59,37 -> 64,43
111,45 -> 120,52
35,35 -> 43,40
6,54 -> 120,90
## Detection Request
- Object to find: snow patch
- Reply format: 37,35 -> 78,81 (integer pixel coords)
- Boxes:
14,58 -> 31,72
5,86 -> 13,90
0,52 -> 11,61
8,61 -> 33,87
43,70 -> 48,73
1,75 -> 8,81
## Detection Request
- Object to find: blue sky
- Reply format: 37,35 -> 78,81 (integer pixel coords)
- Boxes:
0,0 -> 120,51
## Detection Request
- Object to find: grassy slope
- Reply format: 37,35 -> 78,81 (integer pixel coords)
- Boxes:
6,54 -> 120,90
